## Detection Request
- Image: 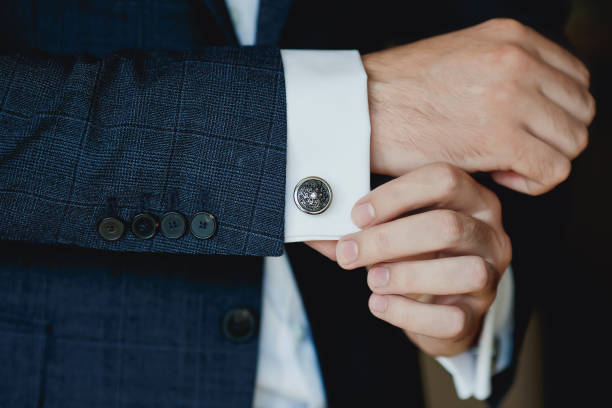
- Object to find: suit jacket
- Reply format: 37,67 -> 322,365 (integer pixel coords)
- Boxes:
0,1 -> 571,407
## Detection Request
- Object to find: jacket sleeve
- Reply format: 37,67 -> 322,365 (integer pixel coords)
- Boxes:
0,47 -> 286,256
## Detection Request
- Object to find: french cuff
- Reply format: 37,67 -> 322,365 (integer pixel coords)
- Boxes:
436,265 -> 515,400
280,49 -> 370,243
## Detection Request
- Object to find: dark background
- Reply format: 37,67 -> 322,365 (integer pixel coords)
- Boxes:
421,1 -> 612,407
544,0 -> 611,405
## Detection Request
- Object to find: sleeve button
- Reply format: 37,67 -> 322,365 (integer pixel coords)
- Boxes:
98,217 -> 125,241
160,212 -> 187,239
131,213 -> 158,240
190,211 -> 217,240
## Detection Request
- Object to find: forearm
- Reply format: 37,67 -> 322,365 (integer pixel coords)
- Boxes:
0,47 -> 286,255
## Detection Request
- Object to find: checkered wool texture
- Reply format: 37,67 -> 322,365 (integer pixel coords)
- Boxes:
0,47 -> 287,255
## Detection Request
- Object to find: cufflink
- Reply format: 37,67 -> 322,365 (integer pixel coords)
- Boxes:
293,177 -> 332,215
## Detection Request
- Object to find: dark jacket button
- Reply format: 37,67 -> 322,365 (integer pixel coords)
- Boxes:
98,217 -> 124,241
221,308 -> 257,343
190,211 -> 217,240
160,212 -> 186,239
131,213 -> 158,240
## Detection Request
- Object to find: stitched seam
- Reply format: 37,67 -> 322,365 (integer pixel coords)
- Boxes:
158,59 -> 186,206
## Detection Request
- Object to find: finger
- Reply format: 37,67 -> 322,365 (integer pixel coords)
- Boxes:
490,170 -> 533,194
520,89 -> 589,159
305,240 -> 337,261
404,296 -> 483,356
520,27 -> 591,88
368,293 -> 473,339
489,19 -> 591,87
351,163 -> 500,229
367,256 -> 498,298
337,209 -> 505,269
505,132 -> 571,195
531,61 -> 596,125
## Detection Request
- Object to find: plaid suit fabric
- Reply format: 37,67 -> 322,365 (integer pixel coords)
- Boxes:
0,0 -> 287,256
0,47 -> 287,256
0,244 -> 264,408
0,2 -> 286,405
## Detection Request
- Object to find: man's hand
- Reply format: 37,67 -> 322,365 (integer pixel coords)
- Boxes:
364,18 -> 595,195
311,163 -> 512,356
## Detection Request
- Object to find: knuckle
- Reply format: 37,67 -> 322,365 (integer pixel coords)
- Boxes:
585,92 -> 596,123
445,306 -> 467,339
434,210 -> 464,246
487,190 -> 503,220
467,257 -> 490,292
487,43 -> 531,75
579,64 -> 591,88
551,157 -> 572,185
431,163 -> 462,198
486,18 -> 526,36
497,232 -> 513,268
521,147 -> 571,187
573,125 -> 589,155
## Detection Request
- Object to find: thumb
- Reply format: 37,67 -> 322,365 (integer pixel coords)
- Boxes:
490,170 -> 554,196
305,240 -> 338,261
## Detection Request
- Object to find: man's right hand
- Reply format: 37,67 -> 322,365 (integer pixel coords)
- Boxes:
364,18 -> 595,195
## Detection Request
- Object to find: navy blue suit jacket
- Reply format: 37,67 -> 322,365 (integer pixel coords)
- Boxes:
0,1 -> 571,407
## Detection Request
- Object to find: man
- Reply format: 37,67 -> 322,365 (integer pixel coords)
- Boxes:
0,1 -> 593,407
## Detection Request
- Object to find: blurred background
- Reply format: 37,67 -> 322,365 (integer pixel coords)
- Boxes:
421,1 -> 611,406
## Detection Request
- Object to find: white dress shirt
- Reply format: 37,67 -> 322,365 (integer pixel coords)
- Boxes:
224,0 -> 515,405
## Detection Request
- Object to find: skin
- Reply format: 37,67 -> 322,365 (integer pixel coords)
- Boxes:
365,18 -> 595,195
306,18 -> 595,356
310,162 -> 511,356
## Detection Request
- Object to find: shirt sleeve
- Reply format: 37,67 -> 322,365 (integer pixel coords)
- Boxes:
280,50 -> 371,243
435,265 -> 515,400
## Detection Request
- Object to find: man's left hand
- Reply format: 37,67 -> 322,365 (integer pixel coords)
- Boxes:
308,163 -> 511,356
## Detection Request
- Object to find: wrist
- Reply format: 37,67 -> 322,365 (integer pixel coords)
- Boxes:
362,53 -> 427,176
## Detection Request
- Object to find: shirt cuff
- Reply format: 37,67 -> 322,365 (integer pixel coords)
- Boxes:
280,50 -> 371,243
435,265 -> 515,400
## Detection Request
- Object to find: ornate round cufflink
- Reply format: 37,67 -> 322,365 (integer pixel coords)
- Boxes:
293,176 -> 332,215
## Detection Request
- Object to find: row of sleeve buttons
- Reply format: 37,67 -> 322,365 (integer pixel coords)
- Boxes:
98,211 -> 217,241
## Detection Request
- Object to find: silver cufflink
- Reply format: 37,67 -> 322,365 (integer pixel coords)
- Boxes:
294,176 -> 332,215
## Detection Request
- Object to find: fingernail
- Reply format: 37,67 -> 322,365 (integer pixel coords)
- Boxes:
368,267 -> 389,287
352,202 -> 375,228
337,240 -> 358,265
370,294 -> 388,313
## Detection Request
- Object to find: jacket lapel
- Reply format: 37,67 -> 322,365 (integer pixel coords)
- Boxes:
256,0 -> 293,45
203,0 -> 239,44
